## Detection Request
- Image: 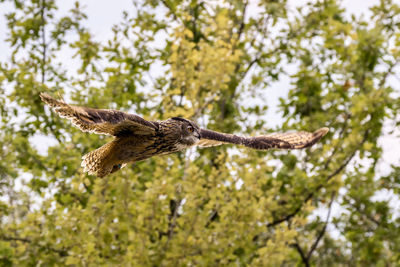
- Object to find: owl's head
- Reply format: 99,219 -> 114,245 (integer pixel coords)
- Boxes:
171,117 -> 201,145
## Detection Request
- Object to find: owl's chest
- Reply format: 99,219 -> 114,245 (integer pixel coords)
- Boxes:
152,131 -> 184,154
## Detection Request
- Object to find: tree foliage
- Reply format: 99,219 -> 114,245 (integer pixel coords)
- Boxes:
1,0 -> 400,265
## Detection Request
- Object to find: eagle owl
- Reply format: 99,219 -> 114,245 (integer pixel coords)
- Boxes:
40,93 -> 329,177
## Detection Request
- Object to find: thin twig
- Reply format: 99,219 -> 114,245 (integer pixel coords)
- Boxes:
306,191 -> 336,260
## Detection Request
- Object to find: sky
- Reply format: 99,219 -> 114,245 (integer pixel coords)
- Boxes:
0,0 -> 383,63
0,0 -> 397,169
0,0 -> 398,240
0,1 -> 397,169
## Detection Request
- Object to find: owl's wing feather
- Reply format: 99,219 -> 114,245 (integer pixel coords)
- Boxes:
40,93 -> 157,136
196,129 -> 239,147
197,128 -> 328,150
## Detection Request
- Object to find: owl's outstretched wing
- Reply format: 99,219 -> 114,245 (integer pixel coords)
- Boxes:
40,93 -> 157,136
197,128 -> 329,150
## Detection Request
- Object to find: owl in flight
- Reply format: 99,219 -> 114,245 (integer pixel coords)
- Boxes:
40,93 -> 329,177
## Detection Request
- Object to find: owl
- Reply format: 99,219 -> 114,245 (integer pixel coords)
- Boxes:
40,93 -> 329,177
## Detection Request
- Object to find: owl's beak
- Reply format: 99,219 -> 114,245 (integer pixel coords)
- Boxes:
196,131 -> 201,139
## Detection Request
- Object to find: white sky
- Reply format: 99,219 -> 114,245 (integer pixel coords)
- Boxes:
0,0 -> 397,172
0,0 -> 382,63
0,0 -> 399,242
0,1 -> 397,165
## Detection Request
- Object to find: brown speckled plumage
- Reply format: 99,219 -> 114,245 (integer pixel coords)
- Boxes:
40,93 -> 329,177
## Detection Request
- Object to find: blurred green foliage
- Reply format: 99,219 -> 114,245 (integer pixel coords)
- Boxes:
0,0 -> 400,265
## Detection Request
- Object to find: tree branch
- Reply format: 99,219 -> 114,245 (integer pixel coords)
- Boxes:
167,198 -> 182,242
40,0 -> 47,84
231,0 -> 248,53
343,196 -> 380,226
160,0 -> 181,23
1,234 -> 68,257
293,242 -> 310,267
379,59 -> 399,88
306,191 -> 336,260
323,116 -> 349,170
267,130 -> 369,228
161,0 -> 208,43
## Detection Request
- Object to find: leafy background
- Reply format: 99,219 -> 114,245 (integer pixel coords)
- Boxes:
0,0 -> 400,265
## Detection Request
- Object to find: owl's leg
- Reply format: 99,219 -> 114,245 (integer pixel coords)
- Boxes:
110,163 -> 127,174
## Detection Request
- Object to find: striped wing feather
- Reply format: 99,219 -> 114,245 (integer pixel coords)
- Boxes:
40,93 -> 157,136
197,128 -> 328,150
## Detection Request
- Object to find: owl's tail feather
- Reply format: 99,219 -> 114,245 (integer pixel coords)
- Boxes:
81,142 -> 115,178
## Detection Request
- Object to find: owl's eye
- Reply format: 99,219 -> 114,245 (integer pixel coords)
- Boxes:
187,126 -> 194,133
